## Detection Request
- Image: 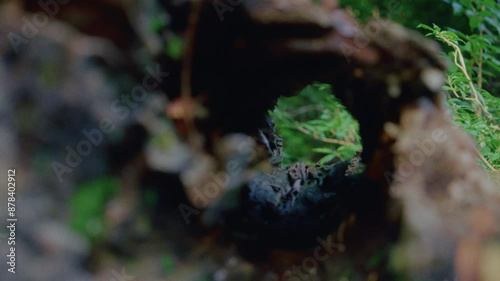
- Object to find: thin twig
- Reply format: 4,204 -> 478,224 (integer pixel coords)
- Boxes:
439,34 -> 491,118
476,148 -> 498,171
181,0 -> 203,147
296,125 -> 357,146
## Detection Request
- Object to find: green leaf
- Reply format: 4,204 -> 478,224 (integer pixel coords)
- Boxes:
469,15 -> 480,29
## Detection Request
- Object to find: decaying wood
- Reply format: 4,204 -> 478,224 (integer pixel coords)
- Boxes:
389,99 -> 500,281
161,0 -> 500,280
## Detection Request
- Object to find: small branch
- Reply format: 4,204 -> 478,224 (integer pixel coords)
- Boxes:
438,34 -> 491,118
296,125 -> 357,146
476,148 -> 498,171
181,0 -> 202,100
446,75 -> 460,98
288,105 -> 325,117
181,0 -> 203,148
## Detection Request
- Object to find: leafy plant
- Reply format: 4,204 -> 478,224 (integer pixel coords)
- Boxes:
339,0 -> 469,32
418,0 -> 500,171
270,84 -> 361,166
273,0 -> 499,172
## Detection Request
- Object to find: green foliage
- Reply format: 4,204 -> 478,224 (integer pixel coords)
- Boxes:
418,0 -> 500,171
69,177 -> 118,241
274,0 -> 499,171
270,84 -> 361,165
339,0 -> 469,32
445,0 -> 500,95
